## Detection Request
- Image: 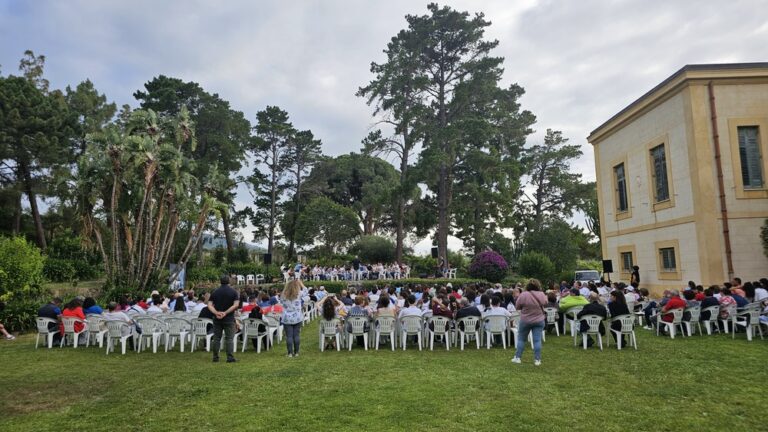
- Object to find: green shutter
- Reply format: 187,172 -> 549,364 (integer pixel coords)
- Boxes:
738,126 -> 763,189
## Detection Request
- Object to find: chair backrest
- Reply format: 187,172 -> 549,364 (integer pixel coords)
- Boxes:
567,306 -> 583,318
61,316 -> 84,332
686,306 -> 701,321
320,319 -> 339,335
581,314 -> 603,332
243,318 -> 267,336
670,308 -> 684,324
375,316 -> 395,332
263,315 -> 280,327
702,306 -> 720,322
457,316 -> 479,333
543,307 -> 558,323
428,316 -> 451,334
400,316 -> 422,334
136,317 -> 165,333
347,316 -> 368,334
613,314 -> 634,332
740,308 -> 760,322
166,317 -> 191,334
192,318 -> 213,335
485,315 -> 507,333
87,316 -> 104,331
36,317 -> 57,333
508,313 -> 521,328
105,320 -> 129,337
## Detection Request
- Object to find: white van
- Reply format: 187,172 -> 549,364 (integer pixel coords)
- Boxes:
574,270 -> 600,283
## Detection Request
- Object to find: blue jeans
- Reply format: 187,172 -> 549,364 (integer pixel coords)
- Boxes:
284,323 -> 301,355
515,320 -> 544,361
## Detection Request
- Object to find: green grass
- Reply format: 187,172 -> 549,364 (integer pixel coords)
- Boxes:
0,322 -> 765,432
43,279 -> 105,298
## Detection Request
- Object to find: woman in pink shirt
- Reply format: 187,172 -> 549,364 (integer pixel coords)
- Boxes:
511,279 -> 548,366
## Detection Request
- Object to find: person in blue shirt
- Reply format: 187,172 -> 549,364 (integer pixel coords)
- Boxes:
731,292 -> 749,308
82,297 -> 103,315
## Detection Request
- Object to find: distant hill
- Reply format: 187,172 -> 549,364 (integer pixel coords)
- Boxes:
201,234 -> 266,253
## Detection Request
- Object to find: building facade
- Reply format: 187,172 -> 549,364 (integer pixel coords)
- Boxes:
589,63 -> 768,295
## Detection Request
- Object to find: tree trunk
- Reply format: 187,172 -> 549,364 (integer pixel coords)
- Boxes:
222,209 -> 234,255
268,146 -> 277,255
287,167 -> 302,260
19,162 -> 46,250
12,191 -> 22,235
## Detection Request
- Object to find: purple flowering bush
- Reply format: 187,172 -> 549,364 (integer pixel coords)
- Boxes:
468,250 -> 508,283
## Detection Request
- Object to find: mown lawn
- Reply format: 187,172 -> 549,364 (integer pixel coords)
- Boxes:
0,321 -> 765,432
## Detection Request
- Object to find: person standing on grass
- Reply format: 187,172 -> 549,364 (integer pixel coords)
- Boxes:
511,279 -> 547,366
208,275 -> 240,363
281,279 -> 304,357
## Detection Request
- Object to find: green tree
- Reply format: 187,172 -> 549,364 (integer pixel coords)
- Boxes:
249,106 -> 293,255
524,218 -> 580,274
349,235 -> 396,263
0,67 -> 73,249
294,197 -> 360,256
0,236 -> 45,302
283,129 -> 323,260
522,129 -> 589,228
303,153 -> 401,235
134,76 -> 251,258
77,107 -> 224,292
517,251 -> 556,282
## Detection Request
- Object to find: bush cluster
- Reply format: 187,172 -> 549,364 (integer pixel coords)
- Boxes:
468,251 -> 508,283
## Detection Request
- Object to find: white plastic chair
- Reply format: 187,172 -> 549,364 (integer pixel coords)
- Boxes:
565,306 -> 584,337
484,315 -> 508,349
701,306 -> 721,335
683,306 -> 703,336
428,316 -> 452,350
60,316 -> 89,348
575,314 -> 604,350
165,317 -> 192,352
719,304 -> 737,334
734,306 -> 764,341
263,314 -> 283,345
657,308 -> 684,339
135,316 -> 166,353
374,316 -> 396,351
255,274 -> 265,285
400,316 -> 423,351
346,316 -> 369,351
241,318 -> 270,353
246,274 -> 255,284
319,319 -> 342,352
634,301 -> 648,326
236,275 -> 245,285
35,317 -> 58,349
105,320 -> 132,355
456,316 -> 480,350
609,314 -> 637,350
86,316 -> 108,348
190,318 -> 214,352
544,307 -> 560,337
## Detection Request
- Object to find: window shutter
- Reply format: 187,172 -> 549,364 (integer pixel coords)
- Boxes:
738,126 -> 763,189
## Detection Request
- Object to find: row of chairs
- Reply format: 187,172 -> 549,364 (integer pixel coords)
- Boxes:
317,313 -> 547,353
655,303 -> 764,340
235,274 -> 266,285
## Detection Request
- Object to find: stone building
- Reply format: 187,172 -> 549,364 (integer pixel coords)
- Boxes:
588,63 -> 768,295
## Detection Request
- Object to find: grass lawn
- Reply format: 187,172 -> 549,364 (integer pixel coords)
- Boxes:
0,321 -> 765,432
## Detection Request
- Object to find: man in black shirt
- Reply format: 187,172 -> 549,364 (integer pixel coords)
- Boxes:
38,297 -> 63,345
208,276 -> 240,363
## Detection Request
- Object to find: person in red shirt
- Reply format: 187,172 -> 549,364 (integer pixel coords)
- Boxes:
660,290 -> 686,323
694,286 -> 706,302
60,297 -> 86,338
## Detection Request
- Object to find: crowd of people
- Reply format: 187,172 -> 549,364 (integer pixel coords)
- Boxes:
281,258 -> 411,281
19,273 -> 768,365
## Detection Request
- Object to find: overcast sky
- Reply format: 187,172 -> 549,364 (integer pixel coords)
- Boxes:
2,0 -> 767,254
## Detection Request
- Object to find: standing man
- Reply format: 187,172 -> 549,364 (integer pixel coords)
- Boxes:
208,275 -> 240,363
631,265 -> 640,287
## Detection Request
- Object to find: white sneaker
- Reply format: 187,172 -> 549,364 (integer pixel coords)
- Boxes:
511,357 -> 521,364
534,360 -> 541,366
643,326 -> 653,330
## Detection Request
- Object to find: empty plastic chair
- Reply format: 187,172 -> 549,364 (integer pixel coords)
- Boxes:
35,317 -> 58,349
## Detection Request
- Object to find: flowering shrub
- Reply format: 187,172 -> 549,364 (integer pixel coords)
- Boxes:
468,250 -> 508,283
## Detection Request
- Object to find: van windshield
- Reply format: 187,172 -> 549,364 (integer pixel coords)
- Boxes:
575,270 -> 600,282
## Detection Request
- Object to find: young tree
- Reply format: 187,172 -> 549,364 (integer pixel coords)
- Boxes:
249,106 -> 293,255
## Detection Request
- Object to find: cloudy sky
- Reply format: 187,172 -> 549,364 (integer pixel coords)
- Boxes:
2,0 -> 767,253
